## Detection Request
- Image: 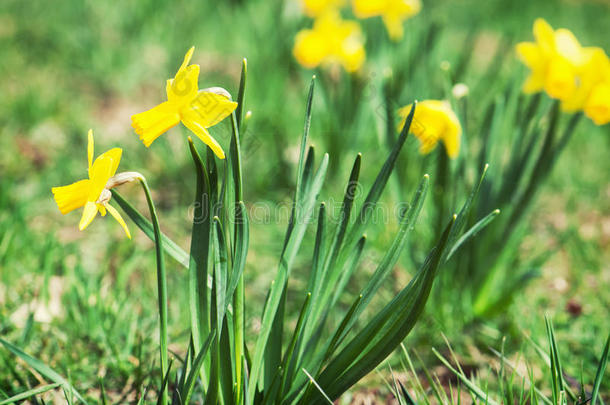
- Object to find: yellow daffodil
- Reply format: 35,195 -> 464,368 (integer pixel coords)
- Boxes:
398,100 -> 462,159
516,19 -> 589,100
131,47 -> 238,159
293,11 -> 365,72
52,130 -> 131,238
560,47 -> 610,125
302,0 -> 345,17
351,0 -> 421,41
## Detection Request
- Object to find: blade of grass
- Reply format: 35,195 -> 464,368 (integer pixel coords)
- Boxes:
0,339 -> 88,404
0,383 -> 61,405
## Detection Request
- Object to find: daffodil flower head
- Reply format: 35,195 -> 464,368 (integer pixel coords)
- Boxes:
293,11 -> 366,73
397,100 -> 462,159
516,19 -> 589,100
52,130 -> 133,238
351,0 -> 421,41
131,47 -> 238,159
302,0 -> 345,17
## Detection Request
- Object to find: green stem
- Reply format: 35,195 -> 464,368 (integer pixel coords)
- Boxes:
139,178 -> 168,405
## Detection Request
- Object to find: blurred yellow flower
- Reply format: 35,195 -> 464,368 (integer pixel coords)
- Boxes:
131,47 -> 237,159
52,130 -> 131,238
517,19 -> 610,125
398,100 -> 462,159
351,0 -> 421,41
302,0 -> 345,17
293,11 -> 365,72
516,19 -> 589,100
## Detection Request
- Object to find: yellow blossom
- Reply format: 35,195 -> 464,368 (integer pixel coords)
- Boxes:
351,0 -> 421,41
52,130 -> 131,238
293,11 -> 365,72
516,19 -> 589,100
302,0 -> 345,17
397,100 -> 462,159
131,47 -> 238,159
561,47 -> 610,125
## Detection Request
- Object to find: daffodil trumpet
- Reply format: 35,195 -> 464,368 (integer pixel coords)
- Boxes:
131,47 -> 238,158
52,130 -> 139,238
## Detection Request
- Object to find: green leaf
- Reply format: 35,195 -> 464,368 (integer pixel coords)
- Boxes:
0,339 -> 88,404
591,333 -> 610,405
112,190 -> 189,268
433,348 -> 500,405
316,214 -> 455,400
0,383 -> 61,405
446,208 -> 500,260
187,138 -> 212,372
247,102 -> 329,403
180,330 -> 216,404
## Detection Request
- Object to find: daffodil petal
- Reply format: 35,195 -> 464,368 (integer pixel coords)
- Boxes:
79,201 -> 98,231
131,101 -> 181,147
533,18 -> 555,53
177,46 -> 195,77
105,203 -> 131,239
88,154 -> 114,201
52,179 -> 92,215
181,117 -> 226,159
382,15 -> 404,41
185,91 -> 238,128
168,64 -> 200,104
294,30 -> 329,69
352,0 -> 386,18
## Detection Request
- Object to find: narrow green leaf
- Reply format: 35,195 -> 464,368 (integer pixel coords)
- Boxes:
112,190 -> 189,268
433,348 -> 500,405
334,174 -> 429,343
295,76 -> 316,205
317,214 -> 455,400
247,81 -> 328,402
0,339 -> 88,404
446,209 -> 500,260
235,58 -> 247,130
591,333 -> 610,405
187,138 -> 212,377
343,100 -> 417,249
0,383 -> 61,405
180,330 -> 216,404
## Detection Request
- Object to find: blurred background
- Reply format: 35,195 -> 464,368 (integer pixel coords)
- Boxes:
1,0 -> 609,401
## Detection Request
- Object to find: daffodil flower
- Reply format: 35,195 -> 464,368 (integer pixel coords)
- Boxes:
52,130 -> 133,238
302,0 -> 345,17
398,100 -> 462,159
293,11 -> 365,73
516,19 -> 589,100
131,47 -> 238,159
351,0 -> 421,41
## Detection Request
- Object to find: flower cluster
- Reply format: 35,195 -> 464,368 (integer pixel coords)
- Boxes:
517,18 -> 610,125
53,48 -> 236,237
293,0 -> 421,71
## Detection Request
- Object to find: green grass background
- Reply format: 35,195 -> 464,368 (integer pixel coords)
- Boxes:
1,0 -> 609,401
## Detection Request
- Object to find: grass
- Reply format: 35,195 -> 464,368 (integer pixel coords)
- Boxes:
1,0 -> 609,402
